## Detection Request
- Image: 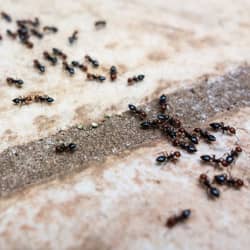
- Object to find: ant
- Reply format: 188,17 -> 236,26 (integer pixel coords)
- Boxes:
6,29 -> 17,39
178,128 -> 199,144
128,104 -> 147,120
140,120 -> 158,129
157,114 -> 170,124
166,209 -> 191,228
71,61 -> 80,67
6,77 -> 24,88
23,40 -> 34,49
71,61 -> 88,72
55,143 -> 77,153
12,96 -> 32,105
63,62 -> 75,76
29,17 -> 40,27
52,48 -> 67,60
168,116 -> 182,128
209,122 -> 236,135
79,64 -> 88,72
85,55 -> 99,68
95,20 -> 106,30
86,73 -> 105,82
17,25 -> 29,42
110,66 -> 117,81
223,146 -> 242,167
162,125 -> 177,139
127,75 -> 145,85
193,128 -> 216,142
172,139 -> 197,153
159,94 -> 169,112
68,30 -> 78,44
213,173 -> 244,189
0,34 -> 2,41
43,26 -> 58,33
17,18 -> 39,27
1,12 -> 12,22
30,28 -> 43,39
200,154 -> 226,167
33,60 -> 46,73
141,114 -> 170,130
34,95 -> 54,103
43,51 -> 57,65
199,173 -> 220,198
156,151 -> 181,164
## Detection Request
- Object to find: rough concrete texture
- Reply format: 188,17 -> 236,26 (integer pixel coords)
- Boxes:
0,0 -> 250,249
1,108 -> 250,250
0,66 -> 250,196
1,0 -> 250,151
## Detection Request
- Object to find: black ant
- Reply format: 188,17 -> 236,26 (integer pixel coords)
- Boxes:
17,25 -> 29,42
223,146 -> 242,167
43,26 -> 58,33
12,96 -> 32,105
162,125 -> 177,139
159,94 -> 169,112
86,73 -> 105,82
33,95 -> 54,103
157,114 -> 170,123
30,28 -> 43,39
166,209 -> 191,228
6,77 -> 24,88
1,12 -> 12,22
200,154 -> 226,167
17,18 -> 39,27
213,173 -> 244,189
128,104 -> 147,120
193,128 -> 216,142
29,17 -> 40,27
110,66 -> 117,81
140,120 -> 158,129
168,116 -> 182,128
95,20 -> 106,30
199,173 -> 220,198
68,30 -> 78,44
23,40 -> 34,49
141,114 -> 169,129
178,128 -> 199,144
209,122 -> 236,135
33,60 -> 46,73
6,29 -> 17,39
43,51 -> 57,65
71,61 -> 80,67
62,62 -> 75,76
141,121 -> 158,129
52,48 -> 67,60
85,55 -> 99,68
156,151 -> 181,164
127,75 -> 145,85
55,143 -> 77,153
71,61 -> 88,72
172,139 -> 197,153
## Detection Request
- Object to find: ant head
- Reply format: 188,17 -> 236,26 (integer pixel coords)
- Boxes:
194,128 -> 201,133
229,127 -> 236,134
221,159 -> 229,167
174,151 -> 181,158
235,146 -> 242,153
199,173 -> 208,182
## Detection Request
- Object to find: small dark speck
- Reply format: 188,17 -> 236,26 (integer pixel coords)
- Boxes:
190,88 -> 195,94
